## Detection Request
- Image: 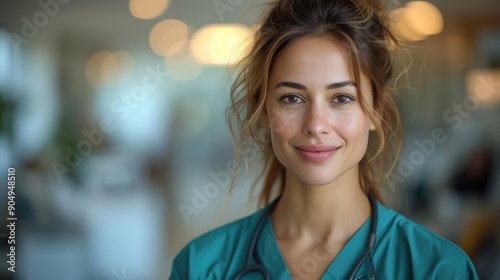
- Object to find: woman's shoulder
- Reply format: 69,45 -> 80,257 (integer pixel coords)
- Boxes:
180,208 -> 262,254
379,204 -> 466,255
170,207 -> 265,279
377,203 -> 479,279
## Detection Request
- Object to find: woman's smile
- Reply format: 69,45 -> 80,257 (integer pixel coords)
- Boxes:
294,144 -> 340,163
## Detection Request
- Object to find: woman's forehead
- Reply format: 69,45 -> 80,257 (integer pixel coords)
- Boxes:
267,36 -> 371,94
272,37 -> 348,73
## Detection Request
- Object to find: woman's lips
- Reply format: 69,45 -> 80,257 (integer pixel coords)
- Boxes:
294,145 -> 339,163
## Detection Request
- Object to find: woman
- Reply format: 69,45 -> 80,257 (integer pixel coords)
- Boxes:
170,0 -> 479,279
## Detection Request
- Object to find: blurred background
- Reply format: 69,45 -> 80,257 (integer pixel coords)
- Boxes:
0,0 -> 499,279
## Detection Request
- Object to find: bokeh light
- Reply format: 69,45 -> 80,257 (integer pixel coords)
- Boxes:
85,50 -> 111,87
391,7 -> 428,41
149,19 -> 189,57
405,1 -> 444,36
189,24 -> 252,65
129,0 -> 170,20
466,69 -> 500,104
85,50 -> 134,87
391,1 -> 444,42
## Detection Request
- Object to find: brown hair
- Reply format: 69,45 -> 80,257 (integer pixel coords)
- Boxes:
226,0 -> 406,206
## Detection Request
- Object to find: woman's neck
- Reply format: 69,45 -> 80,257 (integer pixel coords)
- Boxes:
270,169 -> 372,245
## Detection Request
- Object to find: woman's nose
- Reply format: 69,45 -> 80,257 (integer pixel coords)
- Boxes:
302,103 -> 330,137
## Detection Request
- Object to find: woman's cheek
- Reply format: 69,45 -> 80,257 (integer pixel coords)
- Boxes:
337,112 -> 369,137
268,110 -> 296,136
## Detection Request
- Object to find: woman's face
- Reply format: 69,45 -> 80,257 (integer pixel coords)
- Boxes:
265,36 -> 375,187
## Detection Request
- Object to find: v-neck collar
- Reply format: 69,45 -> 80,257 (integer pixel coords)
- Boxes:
257,205 -> 375,280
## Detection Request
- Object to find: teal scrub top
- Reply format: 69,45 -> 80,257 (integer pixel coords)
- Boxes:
170,202 -> 479,279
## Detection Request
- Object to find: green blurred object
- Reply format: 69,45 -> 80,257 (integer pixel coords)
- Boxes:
0,92 -> 16,142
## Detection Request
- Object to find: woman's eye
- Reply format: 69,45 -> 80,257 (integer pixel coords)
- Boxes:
280,95 -> 303,104
332,94 -> 354,105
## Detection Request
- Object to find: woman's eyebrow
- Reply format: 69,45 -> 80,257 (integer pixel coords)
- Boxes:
274,81 -> 356,90
274,81 -> 307,90
325,81 -> 356,90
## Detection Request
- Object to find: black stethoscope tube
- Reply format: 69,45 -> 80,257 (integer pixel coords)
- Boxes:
233,196 -> 280,280
347,193 -> 378,280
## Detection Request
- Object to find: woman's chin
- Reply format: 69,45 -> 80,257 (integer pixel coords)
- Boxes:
294,175 -> 339,188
